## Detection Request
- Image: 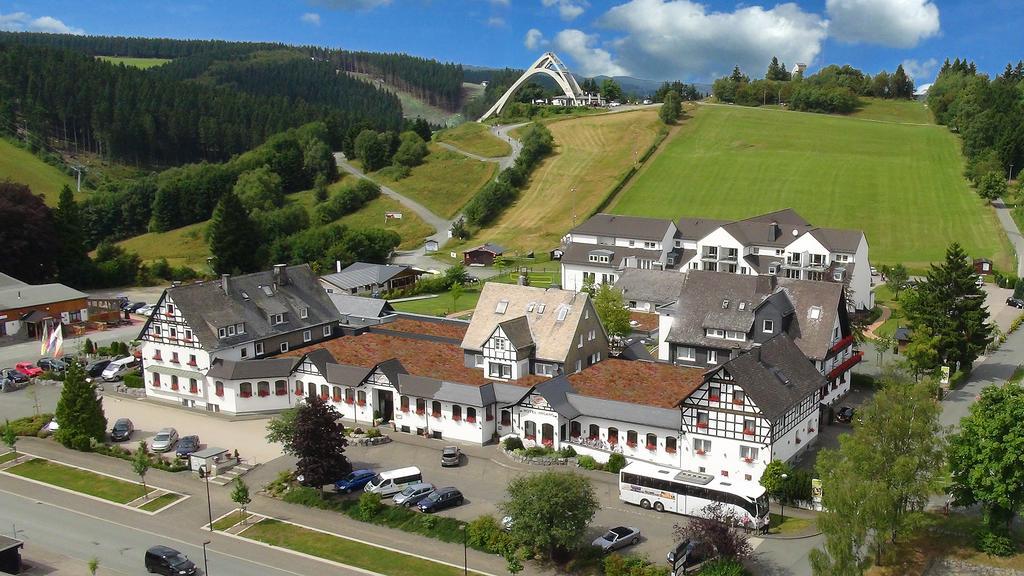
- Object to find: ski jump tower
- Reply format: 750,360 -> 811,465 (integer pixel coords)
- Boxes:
479,52 -> 589,122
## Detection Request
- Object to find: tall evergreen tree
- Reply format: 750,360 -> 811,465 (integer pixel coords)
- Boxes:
54,362 -> 107,448
659,91 -> 682,124
207,190 -> 264,274
891,64 -> 914,98
293,396 -> 352,489
0,181 -> 58,283
903,242 -> 992,372
53,185 -> 92,287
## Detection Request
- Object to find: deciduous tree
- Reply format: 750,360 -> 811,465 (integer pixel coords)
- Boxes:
231,477 -> 252,523
659,91 -> 682,124
2,420 -> 16,455
233,165 -> 284,212
54,362 -> 107,449
600,78 -> 623,102
885,264 -> 909,298
392,131 -> 428,167
501,471 -> 598,560
265,405 -> 299,455
132,440 -> 150,499
977,171 -> 1008,202
593,284 -> 631,342
675,502 -> 753,561
293,396 -> 352,489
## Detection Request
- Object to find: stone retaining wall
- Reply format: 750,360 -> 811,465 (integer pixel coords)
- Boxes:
349,435 -> 392,447
501,447 -> 577,467
927,558 -> 1024,576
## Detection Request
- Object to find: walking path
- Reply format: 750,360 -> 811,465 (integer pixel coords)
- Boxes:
994,197 -> 1024,276
862,304 -> 892,339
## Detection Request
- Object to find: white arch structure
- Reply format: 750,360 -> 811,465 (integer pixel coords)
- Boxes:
479,52 -> 586,122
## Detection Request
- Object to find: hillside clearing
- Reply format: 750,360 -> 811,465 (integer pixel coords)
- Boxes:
346,71 -> 460,126
435,122 -> 511,157
850,97 -> 933,124
117,221 -> 210,270
97,56 -> 171,69
0,138 -> 78,205
610,104 -> 1010,270
449,109 -> 665,253
372,144 -> 496,219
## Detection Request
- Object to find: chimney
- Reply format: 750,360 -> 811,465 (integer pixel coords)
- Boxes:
221,274 -> 230,296
273,264 -> 289,286
770,221 -> 780,241
336,260 -> 342,273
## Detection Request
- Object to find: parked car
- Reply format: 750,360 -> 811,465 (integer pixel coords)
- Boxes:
364,466 -> 423,497
334,469 -> 377,494
592,526 -> 641,552
870,266 -> 879,276
1,368 -> 29,385
1007,297 -> 1024,309
137,305 -> 156,317
440,445 -> 462,467
393,482 -> 435,507
976,275 -> 986,287
110,418 -> 134,442
175,435 -> 201,457
150,428 -> 179,452
102,356 -> 140,381
144,545 -> 197,576
45,418 -> 59,432
37,357 -> 68,373
836,406 -> 856,423
500,515 -> 514,531
85,359 -> 112,380
127,302 -> 147,313
417,486 -> 464,513
15,362 -> 43,378
59,354 -> 84,367
668,539 -> 713,573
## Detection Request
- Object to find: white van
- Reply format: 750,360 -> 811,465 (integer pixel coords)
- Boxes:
102,356 -> 140,382
364,466 -> 422,496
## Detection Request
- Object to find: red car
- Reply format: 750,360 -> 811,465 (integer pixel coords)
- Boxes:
15,362 -> 43,378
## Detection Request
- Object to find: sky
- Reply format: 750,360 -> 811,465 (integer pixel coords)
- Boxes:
1,0 -> 1020,86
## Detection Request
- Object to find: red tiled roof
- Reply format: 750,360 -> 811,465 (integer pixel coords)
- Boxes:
630,311 -> 659,332
299,332 -> 542,388
567,359 -> 704,409
378,318 -> 467,341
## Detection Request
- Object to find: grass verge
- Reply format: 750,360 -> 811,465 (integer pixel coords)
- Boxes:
0,452 -> 17,464
97,56 -> 171,69
770,513 -> 815,535
212,511 -> 253,531
435,122 -> 511,157
6,458 -> 150,504
138,492 -> 182,512
242,519 -> 465,576
373,144 -> 496,219
392,288 -> 481,316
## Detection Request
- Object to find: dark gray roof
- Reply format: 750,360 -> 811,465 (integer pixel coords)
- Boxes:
159,264 -> 339,353
0,282 -> 87,311
498,316 -> 534,350
742,254 -> 783,274
321,263 -> 415,291
560,242 -> 664,270
615,269 -> 685,306
0,272 -> 27,288
327,293 -> 395,319
397,373 -> 443,398
524,376 -> 581,419
302,349 -> 336,375
326,363 -> 374,386
808,228 -> 864,253
571,213 -> 673,241
618,340 -> 655,361
894,326 -> 912,341
206,357 -> 299,380
567,394 -> 680,429
375,358 -> 407,385
709,334 -> 825,421
465,243 -> 505,255
776,279 -> 844,359
494,383 -> 531,403
676,217 -> 730,241
435,381 -> 496,406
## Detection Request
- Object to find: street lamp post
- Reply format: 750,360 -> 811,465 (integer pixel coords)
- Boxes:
459,525 -> 467,575
198,465 -> 214,532
202,540 -> 210,575
778,472 -> 789,528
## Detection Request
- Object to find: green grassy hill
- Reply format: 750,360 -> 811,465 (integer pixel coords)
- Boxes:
610,103 -> 1010,270
434,122 -> 511,157
0,138 -> 77,204
97,56 -> 171,69
371,144 -> 496,219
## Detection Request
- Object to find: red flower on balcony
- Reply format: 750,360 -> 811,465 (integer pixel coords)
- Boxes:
258,391 -> 269,397
608,437 -> 618,445
240,391 -> 251,398
570,434 -> 581,441
170,357 -> 180,364
215,389 -> 223,397
666,446 -> 677,454
152,352 -> 162,361
189,386 -> 198,394
452,414 -> 462,422
432,412 -> 442,419
743,457 -> 754,464
356,400 -> 366,407
170,383 -> 179,391
626,441 -> 637,448
344,398 -> 354,405
486,414 -> 494,421
401,407 -> 410,413
466,416 -> 477,423
795,438 -> 802,444
696,422 -> 708,429
525,434 -> 536,441
646,444 -> 657,451
733,398 -> 744,405
807,427 -> 815,433
276,390 -> 287,396
415,409 -> 425,415
152,381 -> 161,388
320,393 -> 328,401
708,395 -> 720,402
542,439 -> 553,447
188,360 -> 197,367
695,449 -> 706,456
295,390 -> 303,396
743,428 -> 754,435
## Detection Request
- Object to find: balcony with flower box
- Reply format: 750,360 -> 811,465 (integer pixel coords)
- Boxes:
452,414 -> 462,422
829,334 -> 855,355
432,412 -> 442,419
189,385 -> 199,394
240,391 -> 251,398
743,428 -> 754,436
215,389 -> 224,397
743,457 -> 754,464
466,416 -> 477,424
151,351 -> 162,361
695,449 -> 706,456
646,443 -> 657,451
415,409 -> 425,416
276,389 -> 287,396
356,400 -> 366,407
708,395 -> 720,402
696,421 -> 708,429
170,383 -> 179,391
401,406 -> 410,413
258,390 -> 270,398
827,351 -> 864,380
666,445 -> 677,454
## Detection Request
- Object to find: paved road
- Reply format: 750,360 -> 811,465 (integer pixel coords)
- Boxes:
994,197 -> 1024,276
0,322 -> 142,368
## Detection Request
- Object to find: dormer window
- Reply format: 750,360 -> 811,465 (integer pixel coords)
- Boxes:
527,302 -> 535,313
768,265 -> 777,274
762,319 -> 775,333
271,313 -> 285,325
809,306 -> 822,320
495,300 -> 508,315
236,323 -> 245,334
227,325 -> 236,336
217,328 -> 226,338
706,328 -> 724,339
300,307 -> 308,319
722,299 -> 729,309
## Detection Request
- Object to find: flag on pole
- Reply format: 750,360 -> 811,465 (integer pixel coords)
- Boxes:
40,323 -> 50,356
49,324 -> 63,357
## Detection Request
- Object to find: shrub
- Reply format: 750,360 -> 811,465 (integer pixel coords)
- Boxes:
353,428 -> 365,435
503,437 -> 524,451
697,558 -> 750,576
976,530 -> 1015,557
283,486 -> 339,510
265,470 -> 295,497
365,427 -> 382,438
607,453 -> 627,474
315,180 -> 380,224
39,370 -> 64,381
604,553 -> 670,576
2,414 -> 53,436
558,445 -> 577,458
577,455 -> 599,470
123,373 -> 144,388
466,515 -> 506,553
71,434 -> 93,452
524,446 -> 553,458
419,514 -> 438,531
357,491 -> 383,521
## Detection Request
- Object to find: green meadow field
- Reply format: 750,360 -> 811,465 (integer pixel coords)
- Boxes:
0,138 -> 77,205
97,56 -> 170,69
610,102 -> 1010,270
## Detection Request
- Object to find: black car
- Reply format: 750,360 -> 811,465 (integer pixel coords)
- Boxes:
59,354 -> 85,367
85,359 -> 112,379
417,486 -> 464,513
37,357 -> 68,373
1007,297 -> 1024,309
144,545 -> 197,575
175,435 -> 201,457
111,418 -> 134,442
668,539 -> 713,573
127,302 -> 147,313
835,406 -> 856,423
1,368 -> 29,384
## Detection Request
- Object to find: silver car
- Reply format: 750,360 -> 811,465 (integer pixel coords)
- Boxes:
593,526 -> 641,552
393,482 -> 434,507
150,428 -> 179,453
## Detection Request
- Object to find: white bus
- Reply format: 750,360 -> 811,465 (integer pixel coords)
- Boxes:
619,462 -> 767,521
364,466 -> 423,497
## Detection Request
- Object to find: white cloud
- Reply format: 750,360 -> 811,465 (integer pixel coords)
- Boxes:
487,16 -> 506,27
826,0 -> 940,48
524,28 -> 546,50
0,11 -> 84,34
300,12 -> 321,26
542,0 -> 588,21
552,29 -> 627,77
592,0 -> 827,81
900,58 -> 938,84
309,0 -> 391,11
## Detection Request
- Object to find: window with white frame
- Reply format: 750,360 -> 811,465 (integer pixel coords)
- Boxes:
575,359 -> 582,372
644,241 -> 656,249
708,385 -> 721,401
768,265 -> 777,274
300,307 -> 308,319
734,390 -> 746,405
706,328 -> 724,339
578,334 -> 583,348
833,271 -> 843,281
588,329 -> 595,341
492,336 -> 506,350
762,319 -> 774,333
488,363 -> 511,379
696,411 -> 709,426
676,346 -> 695,361
241,347 -> 248,358
474,354 -> 484,367
227,325 -> 235,336
743,418 -> 755,434
236,323 -> 245,334
590,352 -> 601,364
280,342 -> 289,353
834,254 -> 850,262
740,445 -> 759,461
323,325 -> 331,337
725,331 -> 745,341
303,330 -> 311,342
691,262 -> 699,269
694,438 -> 712,454
707,350 -> 718,364
535,363 -> 555,376
255,342 -> 264,355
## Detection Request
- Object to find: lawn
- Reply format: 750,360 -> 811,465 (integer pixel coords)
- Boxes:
450,109 -> 664,253
850,97 -> 934,124
435,122 -> 511,157
871,283 -> 907,338
97,56 -> 171,69
770,512 -> 814,535
7,458 -> 150,504
0,452 -> 17,464
611,104 -> 1011,270
392,288 -> 481,316
335,196 -> 435,250
212,511 -> 252,531
0,137 -> 77,205
372,144 -> 496,219
138,492 -> 181,512
241,519 -> 465,576
116,220 -> 210,270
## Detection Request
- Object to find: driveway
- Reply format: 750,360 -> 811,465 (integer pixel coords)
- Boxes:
982,283 -> 1018,333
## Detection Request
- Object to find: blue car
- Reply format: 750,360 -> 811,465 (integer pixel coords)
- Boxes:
335,469 -> 376,493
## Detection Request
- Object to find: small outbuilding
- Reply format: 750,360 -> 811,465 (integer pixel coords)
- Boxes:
973,258 -> 993,275
893,326 -> 913,355
0,535 -> 23,574
425,239 -> 439,252
463,243 -> 505,266
189,447 -> 237,477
